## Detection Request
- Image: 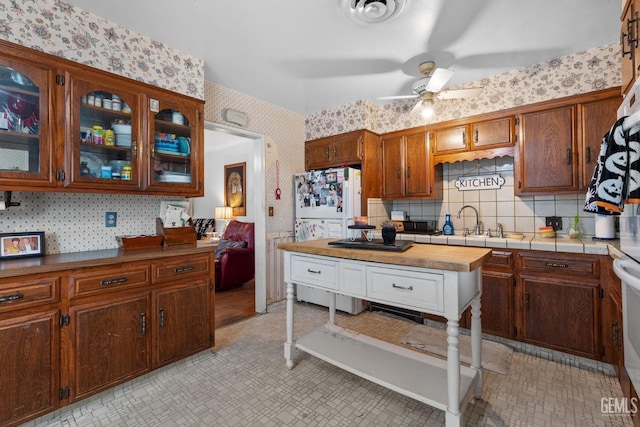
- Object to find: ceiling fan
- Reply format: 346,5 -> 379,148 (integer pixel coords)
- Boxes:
378,61 -> 483,118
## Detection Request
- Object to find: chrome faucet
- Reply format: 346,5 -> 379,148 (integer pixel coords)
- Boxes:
457,205 -> 481,235
496,223 -> 504,238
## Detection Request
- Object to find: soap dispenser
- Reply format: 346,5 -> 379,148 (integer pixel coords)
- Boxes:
443,213 -> 454,236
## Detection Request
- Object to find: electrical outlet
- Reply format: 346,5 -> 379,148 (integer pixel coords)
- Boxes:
105,212 -> 117,227
268,206 -> 274,216
545,216 -> 562,231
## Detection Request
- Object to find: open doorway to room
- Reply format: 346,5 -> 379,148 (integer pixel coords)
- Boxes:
191,122 -> 266,328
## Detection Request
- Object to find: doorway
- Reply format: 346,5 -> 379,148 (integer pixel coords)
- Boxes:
191,122 -> 267,322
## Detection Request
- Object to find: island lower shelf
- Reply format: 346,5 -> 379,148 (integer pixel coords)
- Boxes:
295,324 -> 479,412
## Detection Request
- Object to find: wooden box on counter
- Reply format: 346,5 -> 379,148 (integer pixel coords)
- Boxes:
117,234 -> 164,249
156,218 -> 197,246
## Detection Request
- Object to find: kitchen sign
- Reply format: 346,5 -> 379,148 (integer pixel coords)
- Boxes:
455,173 -> 505,191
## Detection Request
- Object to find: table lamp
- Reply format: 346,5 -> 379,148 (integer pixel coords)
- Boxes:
214,206 -> 234,235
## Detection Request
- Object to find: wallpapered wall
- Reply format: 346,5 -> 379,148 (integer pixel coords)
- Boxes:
306,43 -> 621,139
0,0 -> 204,99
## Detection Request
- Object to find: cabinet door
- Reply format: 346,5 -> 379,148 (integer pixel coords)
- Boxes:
331,132 -> 362,165
481,270 -> 516,339
521,276 -> 599,358
0,55 -> 55,189
404,130 -> 430,197
433,125 -> 467,154
64,72 -> 142,191
153,280 -> 211,367
622,0 -> 636,96
471,117 -> 514,149
305,138 -> 333,170
146,95 -> 203,195
517,106 -> 576,194
580,95 -> 622,190
70,294 -> 150,401
0,309 -> 58,427
381,133 -> 405,198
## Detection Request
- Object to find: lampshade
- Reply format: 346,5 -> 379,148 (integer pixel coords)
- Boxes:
214,206 -> 234,219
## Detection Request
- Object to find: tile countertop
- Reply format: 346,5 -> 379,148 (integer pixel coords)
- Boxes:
368,230 -> 617,256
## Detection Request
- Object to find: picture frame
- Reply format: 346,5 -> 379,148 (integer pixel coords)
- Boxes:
224,162 -> 246,217
0,231 -> 45,260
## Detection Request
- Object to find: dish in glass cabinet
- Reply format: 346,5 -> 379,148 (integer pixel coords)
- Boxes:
177,136 -> 190,155
80,152 -> 103,177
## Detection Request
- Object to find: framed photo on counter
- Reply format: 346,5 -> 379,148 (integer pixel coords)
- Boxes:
224,162 -> 246,217
0,231 -> 45,260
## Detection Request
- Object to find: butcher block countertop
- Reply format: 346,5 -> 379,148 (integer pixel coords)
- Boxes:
278,238 -> 492,272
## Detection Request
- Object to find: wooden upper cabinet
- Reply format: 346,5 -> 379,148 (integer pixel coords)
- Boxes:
0,39 -> 204,196
381,132 -> 405,199
517,105 -> 576,193
305,130 -> 365,170
433,124 -> 467,154
579,95 -> 622,190
0,47 -> 56,189
515,89 -> 621,195
432,115 -> 515,163
621,0 -> 640,96
472,117 -> 514,149
381,127 -> 441,199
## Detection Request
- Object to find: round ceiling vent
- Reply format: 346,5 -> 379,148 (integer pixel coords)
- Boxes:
342,0 -> 407,24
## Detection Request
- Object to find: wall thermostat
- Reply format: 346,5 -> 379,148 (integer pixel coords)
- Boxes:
222,108 -> 248,127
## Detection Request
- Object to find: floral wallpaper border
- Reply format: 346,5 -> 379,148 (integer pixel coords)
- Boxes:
0,0 -> 204,99
305,43 -> 622,140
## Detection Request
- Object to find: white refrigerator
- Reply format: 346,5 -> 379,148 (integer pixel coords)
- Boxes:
294,167 -> 365,314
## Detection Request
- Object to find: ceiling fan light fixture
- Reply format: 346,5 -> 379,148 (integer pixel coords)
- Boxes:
342,0 -> 407,24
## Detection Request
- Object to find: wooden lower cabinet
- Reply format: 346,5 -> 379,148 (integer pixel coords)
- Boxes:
480,270 -> 516,339
154,280 -> 211,367
0,309 -> 59,427
520,275 -> 599,358
0,247 -> 215,426
69,293 -> 151,401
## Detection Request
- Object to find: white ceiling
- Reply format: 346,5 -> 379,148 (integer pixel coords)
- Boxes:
62,0 -> 621,116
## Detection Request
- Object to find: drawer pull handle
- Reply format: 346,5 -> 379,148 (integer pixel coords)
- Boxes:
0,291 -> 23,303
100,277 -> 128,286
174,265 -> 194,273
544,262 -> 568,268
307,268 -> 321,274
392,283 -> 413,291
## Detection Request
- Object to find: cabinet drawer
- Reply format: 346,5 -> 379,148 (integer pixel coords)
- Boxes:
484,250 -> 513,270
0,276 -> 58,313
69,264 -> 150,297
367,266 -> 444,313
291,255 -> 338,290
152,254 -> 211,284
519,252 -> 600,278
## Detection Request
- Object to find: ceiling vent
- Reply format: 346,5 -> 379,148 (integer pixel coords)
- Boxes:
341,0 -> 407,24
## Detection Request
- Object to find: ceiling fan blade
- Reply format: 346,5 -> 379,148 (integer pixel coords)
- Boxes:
278,58 -> 403,78
410,100 -> 425,115
436,87 -> 483,100
377,94 -> 419,100
425,68 -> 454,92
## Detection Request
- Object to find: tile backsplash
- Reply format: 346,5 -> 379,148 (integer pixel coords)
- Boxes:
0,192 -> 185,254
368,157 -> 603,237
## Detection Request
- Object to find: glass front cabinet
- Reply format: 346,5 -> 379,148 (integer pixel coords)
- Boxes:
0,56 -> 54,188
146,95 -> 201,194
64,72 -> 142,191
0,40 -> 204,196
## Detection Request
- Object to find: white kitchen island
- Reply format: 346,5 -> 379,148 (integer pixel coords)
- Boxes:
278,239 -> 492,427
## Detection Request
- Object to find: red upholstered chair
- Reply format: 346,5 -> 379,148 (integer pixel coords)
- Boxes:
214,220 -> 255,290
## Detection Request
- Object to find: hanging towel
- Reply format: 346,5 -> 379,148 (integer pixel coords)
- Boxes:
584,116 -> 640,215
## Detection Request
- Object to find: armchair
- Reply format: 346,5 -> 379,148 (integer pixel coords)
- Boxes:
214,220 -> 255,291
